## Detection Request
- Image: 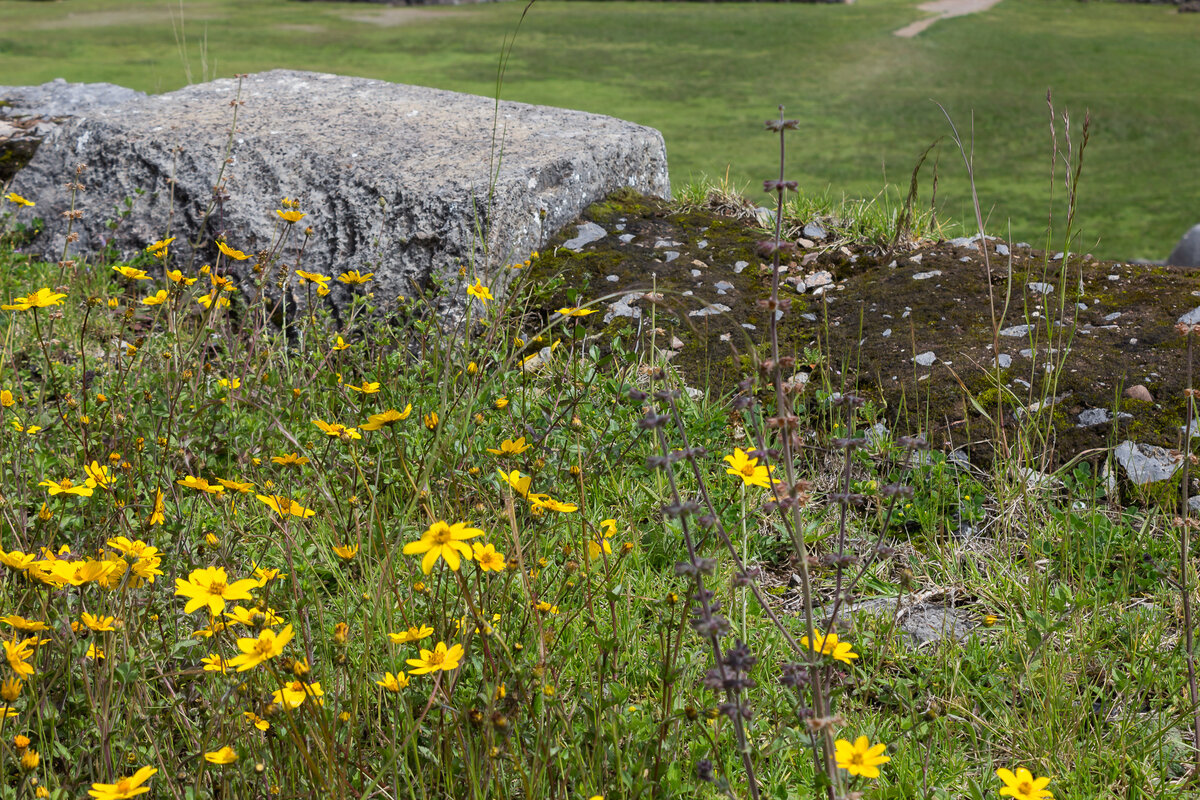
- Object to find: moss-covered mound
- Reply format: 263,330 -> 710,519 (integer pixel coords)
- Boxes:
527,190 -> 1200,469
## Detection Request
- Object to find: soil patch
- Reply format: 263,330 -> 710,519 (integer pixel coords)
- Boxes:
341,8 -> 462,26
527,191 -> 1200,473
894,0 -> 1005,37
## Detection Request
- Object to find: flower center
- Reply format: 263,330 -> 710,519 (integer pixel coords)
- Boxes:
115,779 -> 132,793
427,650 -> 445,666
431,527 -> 452,545
61,479 -> 74,489
849,753 -> 864,766
254,637 -> 274,656
1018,782 -> 1032,796
209,581 -> 227,596
740,464 -> 756,477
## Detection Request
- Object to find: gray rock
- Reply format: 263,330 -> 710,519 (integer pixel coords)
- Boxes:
995,353 -> 1012,368
1077,408 -> 1130,427
1167,224 -> 1200,267
733,260 -> 749,274
664,251 -> 679,263
914,351 -> 937,366
1114,440 -> 1182,485
805,270 -> 833,288
1178,306 -> 1200,326
562,222 -> 606,251
1027,282 -> 1054,295
816,597 -> 976,648
688,303 -> 731,318
995,243 -> 1010,256
714,280 -> 734,295
617,233 -> 635,244
803,221 -> 827,240
912,270 -> 942,280
12,70 -> 669,312
603,292 -> 644,324
1,79 -> 149,182
999,325 -> 1031,338
0,78 -> 146,118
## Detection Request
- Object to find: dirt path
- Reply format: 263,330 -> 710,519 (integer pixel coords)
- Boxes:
893,0 -> 1005,38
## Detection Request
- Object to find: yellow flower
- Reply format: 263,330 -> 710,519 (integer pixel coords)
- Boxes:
295,270 -> 329,287
388,625 -> 434,645
332,334 -> 350,351
472,543 -> 506,572
147,490 -> 166,526
271,452 -> 310,467
12,420 -> 42,435
217,377 -> 241,390
996,768 -> 1054,800
424,411 -> 439,430
313,418 -> 362,440
215,477 -> 255,493
20,749 -> 39,770
801,630 -> 858,665
466,279 -> 493,304
360,405 -> 412,431
227,625 -> 293,672
200,654 -> 228,673
40,476 -> 96,497
256,494 -> 316,518
0,677 -> 21,701
204,746 -> 238,765
723,448 -> 777,489
377,672 -> 410,692
494,396 -> 509,410
406,641 -> 464,675
166,269 -> 197,286
217,241 -> 250,261
85,460 -> 115,490
0,390 -> 12,407
225,605 -> 284,627
81,613 -> 117,632
87,766 -> 157,800
3,288 -> 67,311
3,192 -> 34,207
589,518 -> 617,559
174,567 -> 259,615
145,237 -> 175,258
497,469 -> 532,498
347,381 -> 380,394
277,209 -> 306,224
176,475 -> 224,494
402,520 -> 483,574
0,550 -> 36,571
1,615 -> 48,632
3,639 -> 35,677
272,679 -> 324,709
528,494 -> 578,513
834,736 -> 890,778
333,543 -> 359,560
141,290 -> 169,306
244,711 -> 270,731
113,265 -> 151,280
535,601 -> 560,615
556,306 -> 599,317
338,270 -> 374,284
197,292 -> 231,309
487,437 -> 531,455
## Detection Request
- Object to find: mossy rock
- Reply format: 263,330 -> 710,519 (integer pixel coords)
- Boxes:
527,191 -> 1200,471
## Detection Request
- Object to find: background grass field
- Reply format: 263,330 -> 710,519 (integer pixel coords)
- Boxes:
0,0 -> 1197,260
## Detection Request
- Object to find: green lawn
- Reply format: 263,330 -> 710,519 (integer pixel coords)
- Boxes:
0,0 -> 1197,261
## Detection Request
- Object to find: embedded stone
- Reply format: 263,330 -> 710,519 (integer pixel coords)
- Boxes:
11,69 -> 670,312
